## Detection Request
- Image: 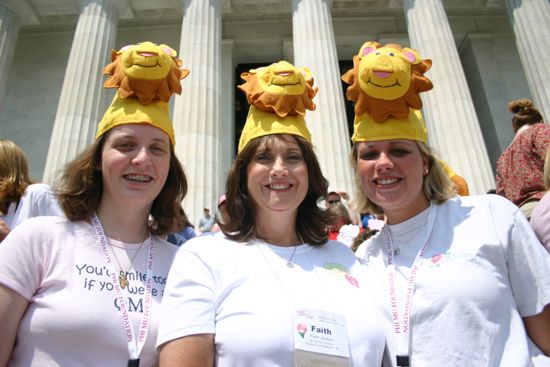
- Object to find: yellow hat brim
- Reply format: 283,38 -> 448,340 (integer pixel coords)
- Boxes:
238,106 -> 312,152
95,94 -> 175,146
351,109 -> 427,143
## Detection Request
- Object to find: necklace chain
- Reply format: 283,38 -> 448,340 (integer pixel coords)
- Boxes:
286,233 -> 304,268
388,222 -> 426,256
109,238 -> 146,289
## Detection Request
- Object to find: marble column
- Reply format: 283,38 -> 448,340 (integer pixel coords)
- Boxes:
403,0 -> 495,194
504,0 -> 550,123
42,0 -> 118,183
291,0 -> 354,195
0,3 -> 20,109
220,39 -> 236,187
173,0 -> 222,224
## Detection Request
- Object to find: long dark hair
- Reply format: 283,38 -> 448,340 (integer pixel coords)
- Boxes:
220,134 -> 332,245
56,133 -> 189,236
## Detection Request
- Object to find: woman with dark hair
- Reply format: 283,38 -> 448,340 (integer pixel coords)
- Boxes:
344,41 -> 550,366
496,98 -> 550,219
157,61 -> 385,366
0,42 -> 189,366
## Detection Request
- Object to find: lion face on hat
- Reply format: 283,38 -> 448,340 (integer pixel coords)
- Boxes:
103,41 -> 189,104
238,60 -> 318,117
342,42 -> 432,122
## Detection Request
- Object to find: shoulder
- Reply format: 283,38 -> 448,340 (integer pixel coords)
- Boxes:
434,195 -> 520,238
5,216 -> 91,247
25,183 -> 53,194
443,194 -> 517,212
177,234 -> 239,256
22,183 -> 57,201
13,215 -> 73,231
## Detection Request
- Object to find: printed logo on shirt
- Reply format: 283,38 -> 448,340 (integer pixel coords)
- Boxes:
424,251 -> 469,268
297,323 -> 308,338
75,263 -> 168,313
323,263 -> 360,288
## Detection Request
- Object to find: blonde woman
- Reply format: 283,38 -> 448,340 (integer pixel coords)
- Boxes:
344,41 -> 550,366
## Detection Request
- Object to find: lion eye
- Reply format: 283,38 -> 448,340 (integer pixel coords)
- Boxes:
388,52 -> 395,57
375,51 -> 381,55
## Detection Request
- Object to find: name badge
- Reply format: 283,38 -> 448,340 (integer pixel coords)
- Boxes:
293,308 -> 350,367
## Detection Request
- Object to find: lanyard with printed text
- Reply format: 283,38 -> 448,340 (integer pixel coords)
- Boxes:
92,213 -> 154,366
384,205 -> 436,367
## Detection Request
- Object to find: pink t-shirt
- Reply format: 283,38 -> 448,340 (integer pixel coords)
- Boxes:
0,216 -> 177,367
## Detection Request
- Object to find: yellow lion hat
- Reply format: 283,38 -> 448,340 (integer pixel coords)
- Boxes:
96,41 -> 189,146
342,42 -> 432,143
237,60 -> 317,152
103,41 -> 189,104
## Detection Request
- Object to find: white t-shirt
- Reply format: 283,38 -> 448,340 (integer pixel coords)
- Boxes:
356,195 -> 550,367
0,216 -> 178,367
1,183 -> 64,229
157,235 -> 385,366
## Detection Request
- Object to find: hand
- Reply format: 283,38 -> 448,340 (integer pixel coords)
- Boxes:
0,219 -> 9,242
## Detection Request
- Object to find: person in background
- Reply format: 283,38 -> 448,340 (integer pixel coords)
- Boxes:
0,139 -> 63,242
0,41 -> 189,366
211,193 -> 227,233
326,202 -> 361,248
197,207 -> 215,233
326,188 -> 362,227
157,60 -> 385,366
530,147 -> 550,253
343,41 -> 550,366
496,98 -> 550,219
166,202 -> 196,246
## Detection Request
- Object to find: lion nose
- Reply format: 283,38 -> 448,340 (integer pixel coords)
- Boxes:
373,71 -> 392,78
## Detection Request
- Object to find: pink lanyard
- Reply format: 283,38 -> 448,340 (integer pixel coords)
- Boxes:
92,213 -> 154,365
383,205 -> 436,367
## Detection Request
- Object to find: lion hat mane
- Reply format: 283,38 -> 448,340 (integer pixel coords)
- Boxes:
238,60 -> 318,118
342,42 -> 432,122
103,41 -> 190,104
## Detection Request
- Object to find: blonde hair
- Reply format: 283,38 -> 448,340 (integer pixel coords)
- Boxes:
0,139 -> 34,214
350,141 -> 456,215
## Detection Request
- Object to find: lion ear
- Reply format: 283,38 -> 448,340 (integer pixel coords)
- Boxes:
160,44 -> 178,58
402,48 -> 422,64
358,41 -> 380,58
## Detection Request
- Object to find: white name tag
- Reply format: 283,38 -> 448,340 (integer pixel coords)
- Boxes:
293,308 -> 350,366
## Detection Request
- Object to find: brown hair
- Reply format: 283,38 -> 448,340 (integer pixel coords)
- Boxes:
350,141 -> 456,215
220,134 -> 332,245
508,98 -> 544,133
0,139 -> 34,214
56,133 -> 189,236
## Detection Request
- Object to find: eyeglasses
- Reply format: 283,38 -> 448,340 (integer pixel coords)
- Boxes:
327,199 -> 340,204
